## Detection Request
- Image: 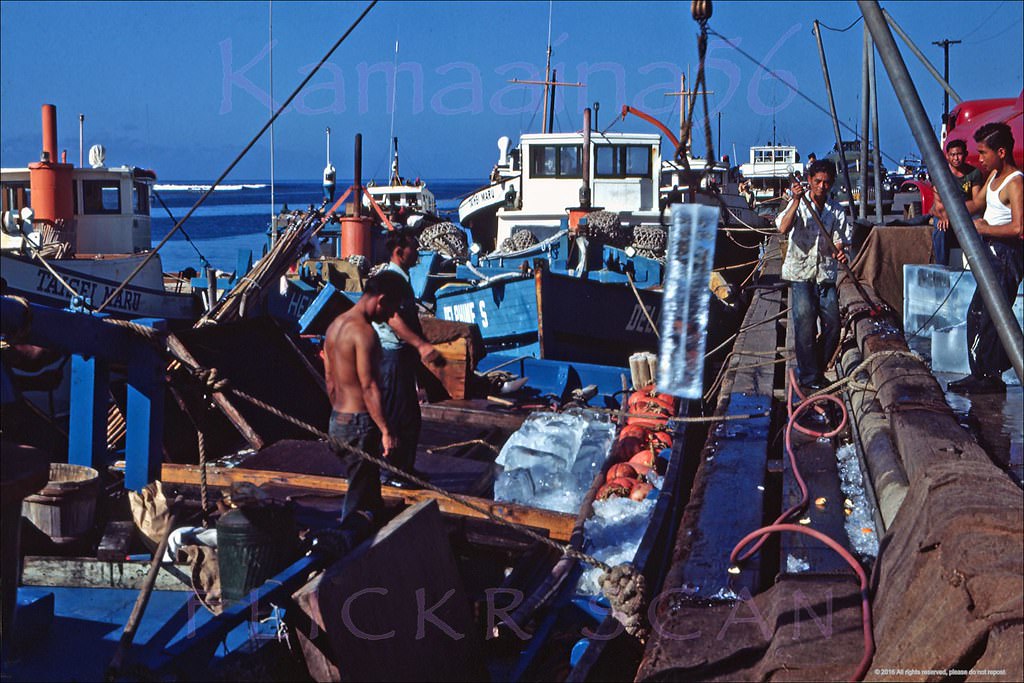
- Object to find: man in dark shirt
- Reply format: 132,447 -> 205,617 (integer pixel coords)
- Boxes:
930,138 -> 984,266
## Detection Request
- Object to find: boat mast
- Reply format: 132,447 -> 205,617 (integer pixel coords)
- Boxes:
542,1 -> 553,134
388,38 -> 399,184
269,0 -> 276,245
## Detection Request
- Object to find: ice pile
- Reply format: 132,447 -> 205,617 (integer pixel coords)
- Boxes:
835,443 -> 879,560
494,408 -> 616,514
577,495 -> 658,596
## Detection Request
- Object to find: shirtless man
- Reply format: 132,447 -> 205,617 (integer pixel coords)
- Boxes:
323,270 -> 408,529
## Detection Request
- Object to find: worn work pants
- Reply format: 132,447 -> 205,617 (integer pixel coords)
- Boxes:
328,411 -> 383,528
967,239 -> 1023,378
379,345 -> 422,478
789,280 -> 840,387
932,216 -> 960,266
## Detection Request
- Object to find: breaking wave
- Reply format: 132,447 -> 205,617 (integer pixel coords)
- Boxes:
153,183 -> 268,192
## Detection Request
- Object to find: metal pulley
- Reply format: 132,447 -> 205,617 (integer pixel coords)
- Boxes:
691,0 -> 712,22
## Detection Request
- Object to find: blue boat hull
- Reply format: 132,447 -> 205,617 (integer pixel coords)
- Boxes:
435,267 -> 661,367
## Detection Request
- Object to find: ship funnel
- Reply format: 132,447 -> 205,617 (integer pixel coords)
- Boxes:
29,104 -> 75,233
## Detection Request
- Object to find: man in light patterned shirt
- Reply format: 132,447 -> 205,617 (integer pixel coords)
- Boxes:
776,160 -> 852,391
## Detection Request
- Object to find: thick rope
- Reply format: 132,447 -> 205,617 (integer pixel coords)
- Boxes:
426,439 -> 499,456
624,272 -> 661,339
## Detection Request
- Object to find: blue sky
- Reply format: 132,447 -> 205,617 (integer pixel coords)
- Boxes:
1,1 -> 1021,181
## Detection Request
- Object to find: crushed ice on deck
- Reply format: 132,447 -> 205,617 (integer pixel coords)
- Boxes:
577,495 -> 658,596
835,442 -> 880,560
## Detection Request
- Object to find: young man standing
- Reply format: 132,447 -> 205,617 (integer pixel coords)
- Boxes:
947,122 -> 1023,394
323,270 -> 407,533
930,138 -> 984,265
776,160 -> 852,391
372,230 -> 441,482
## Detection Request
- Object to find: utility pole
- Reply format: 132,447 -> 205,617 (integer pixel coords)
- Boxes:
932,38 -> 960,125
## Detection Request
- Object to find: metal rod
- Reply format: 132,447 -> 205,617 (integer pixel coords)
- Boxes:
882,9 -> 962,107
861,0 -> 1023,382
548,69 -> 558,134
813,20 -> 857,218
354,133 -> 362,218
859,26 -> 870,221
869,40 -> 884,224
78,114 -> 84,167
580,107 -> 592,209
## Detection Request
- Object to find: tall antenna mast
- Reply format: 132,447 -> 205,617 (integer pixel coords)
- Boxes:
543,0 -> 553,134
388,37 -> 400,183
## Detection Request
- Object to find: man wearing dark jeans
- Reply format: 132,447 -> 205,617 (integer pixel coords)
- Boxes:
930,138 -> 983,266
322,271 -> 407,542
372,230 -> 442,483
776,160 -> 851,391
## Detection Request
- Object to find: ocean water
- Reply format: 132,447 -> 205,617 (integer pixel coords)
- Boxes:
152,179 -> 480,274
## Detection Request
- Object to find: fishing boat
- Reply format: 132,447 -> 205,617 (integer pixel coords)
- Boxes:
0,105 -> 201,322
737,142 -> 804,202
364,138 -> 439,229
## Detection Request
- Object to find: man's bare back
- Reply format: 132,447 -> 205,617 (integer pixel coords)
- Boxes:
322,276 -> 406,454
324,308 -> 380,414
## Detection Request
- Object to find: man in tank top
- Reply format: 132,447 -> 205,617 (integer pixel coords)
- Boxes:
947,122 -> 1023,394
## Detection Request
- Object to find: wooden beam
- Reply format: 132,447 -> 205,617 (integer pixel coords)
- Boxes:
157,463 -> 576,542
166,334 -> 265,450
22,556 -> 192,591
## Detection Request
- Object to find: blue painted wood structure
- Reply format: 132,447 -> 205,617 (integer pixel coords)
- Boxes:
1,297 -> 165,489
478,354 -> 630,410
435,265 -> 662,367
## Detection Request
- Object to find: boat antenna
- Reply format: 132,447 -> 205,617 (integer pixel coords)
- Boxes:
543,0 -> 553,133
269,0 -> 276,245
388,37 -> 399,181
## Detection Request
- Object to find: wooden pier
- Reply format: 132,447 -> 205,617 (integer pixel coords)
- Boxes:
637,235 -> 1023,681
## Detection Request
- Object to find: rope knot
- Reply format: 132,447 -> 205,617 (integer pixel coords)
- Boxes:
194,367 -> 230,394
599,562 -> 649,642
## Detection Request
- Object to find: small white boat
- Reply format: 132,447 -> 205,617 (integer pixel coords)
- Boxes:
1,104 -> 200,321
364,137 -> 438,228
737,143 -> 804,202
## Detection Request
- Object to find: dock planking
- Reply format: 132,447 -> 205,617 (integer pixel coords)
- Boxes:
660,252 -> 783,601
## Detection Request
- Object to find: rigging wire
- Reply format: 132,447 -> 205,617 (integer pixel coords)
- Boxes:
958,1 -> 1005,42
817,16 -> 863,32
706,26 -> 902,169
95,0 -> 379,314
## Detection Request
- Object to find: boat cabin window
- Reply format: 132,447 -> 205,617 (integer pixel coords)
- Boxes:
595,145 -> 652,178
529,144 -> 582,178
83,179 -> 121,214
133,182 -> 150,216
1,182 -> 30,215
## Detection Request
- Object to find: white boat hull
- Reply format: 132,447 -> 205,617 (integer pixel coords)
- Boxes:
1,251 -> 199,321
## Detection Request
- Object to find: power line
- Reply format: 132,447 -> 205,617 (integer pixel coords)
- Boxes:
706,26 -> 902,168
818,16 -> 863,32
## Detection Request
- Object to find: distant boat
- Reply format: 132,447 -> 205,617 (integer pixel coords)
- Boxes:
1,104 -> 201,322
738,143 -> 803,202
364,137 -> 439,229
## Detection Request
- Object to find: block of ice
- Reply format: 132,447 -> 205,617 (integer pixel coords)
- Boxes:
494,408 -> 616,514
931,323 -> 970,374
657,204 -> 719,398
577,496 -> 658,595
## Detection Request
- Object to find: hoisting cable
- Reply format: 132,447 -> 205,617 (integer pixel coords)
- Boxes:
95,0 -> 379,314
151,189 -> 211,271
704,26 -> 901,168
